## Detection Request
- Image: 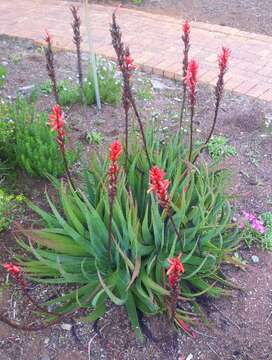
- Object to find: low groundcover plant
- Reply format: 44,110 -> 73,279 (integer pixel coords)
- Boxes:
1,15 -> 242,340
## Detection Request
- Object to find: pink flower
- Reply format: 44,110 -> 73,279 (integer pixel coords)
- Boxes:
184,59 -> 199,105
241,210 -> 267,234
218,47 -> 231,74
148,166 -> 170,209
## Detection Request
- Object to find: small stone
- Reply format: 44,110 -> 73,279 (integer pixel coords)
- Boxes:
61,323 -> 72,331
251,255 -> 259,263
39,355 -> 50,360
151,79 -> 169,90
19,85 -> 35,93
44,337 -> 50,345
186,354 -> 193,360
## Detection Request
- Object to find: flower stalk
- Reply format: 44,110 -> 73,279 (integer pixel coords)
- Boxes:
70,5 -> 88,122
44,31 -> 59,104
179,20 -> 190,130
108,140 -> 123,260
148,166 -> 181,240
167,254 -> 185,320
185,59 -> 199,162
110,12 -> 151,169
204,47 -> 231,146
48,105 -> 76,191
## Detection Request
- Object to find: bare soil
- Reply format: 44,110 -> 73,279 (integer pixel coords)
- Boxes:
0,35 -> 272,360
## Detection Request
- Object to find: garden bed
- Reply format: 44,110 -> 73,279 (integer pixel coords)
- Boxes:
0,35 -> 271,360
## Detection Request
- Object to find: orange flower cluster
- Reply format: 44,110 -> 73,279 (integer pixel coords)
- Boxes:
148,166 -> 170,209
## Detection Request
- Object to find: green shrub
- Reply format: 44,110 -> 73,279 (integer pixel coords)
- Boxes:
0,100 -> 16,162
58,80 -> 81,106
208,136 -> 237,162
18,127 -> 239,340
83,59 -> 121,105
0,188 -> 24,232
12,98 -> 76,177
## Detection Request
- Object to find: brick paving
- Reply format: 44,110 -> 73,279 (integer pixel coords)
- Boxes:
1,0 -> 272,100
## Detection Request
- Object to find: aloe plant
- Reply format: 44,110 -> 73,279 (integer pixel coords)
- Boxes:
16,127 -> 239,340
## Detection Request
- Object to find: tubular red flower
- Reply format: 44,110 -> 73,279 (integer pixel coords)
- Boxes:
48,105 -> 65,151
184,59 -> 198,106
3,263 -> 26,288
182,20 -> 190,37
218,47 -> 231,74
108,140 -> 123,202
109,140 -> 123,162
148,166 -> 170,209
3,263 -> 21,276
167,254 -> 185,288
124,54 -> 136,78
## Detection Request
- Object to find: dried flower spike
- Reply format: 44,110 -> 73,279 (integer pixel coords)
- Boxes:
179,19 -> 191,129
44,30 -> 59,104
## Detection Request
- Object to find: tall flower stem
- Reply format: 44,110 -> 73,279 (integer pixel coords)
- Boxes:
204,47 -> 231,146
193,47 -> 231,164
188,106 -> 195,163
179,20 -> 190,130
70,5 -> 88,123
107,141 -> 123,261
128,93 -> 151,167
44,31 -> 59,104
62,149 -> 77,192
48,105 -> 77,191
185,59 -> 198,163
110,12 -> 151,170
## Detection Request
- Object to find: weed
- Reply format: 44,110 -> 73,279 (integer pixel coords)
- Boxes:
86,130 -> 103,145
136,79 -> 153,101
0,65 -> 7,88
208,135 -> 237,161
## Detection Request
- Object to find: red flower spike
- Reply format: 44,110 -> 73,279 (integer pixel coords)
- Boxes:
108,140 -> 123,202
48,105 -> 65,152
167,254 -> 184,288
148,166 -> 170,209
109,140 -> 123,162
124,48 -> 136,79
3,263 -> 21,277
3,263 -> 27,288
182,20 -> 190,36
184,59 -> 198,106
218,47 -> 231,74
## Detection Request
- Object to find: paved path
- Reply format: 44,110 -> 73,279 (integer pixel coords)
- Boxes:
1,0 -> 272,101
